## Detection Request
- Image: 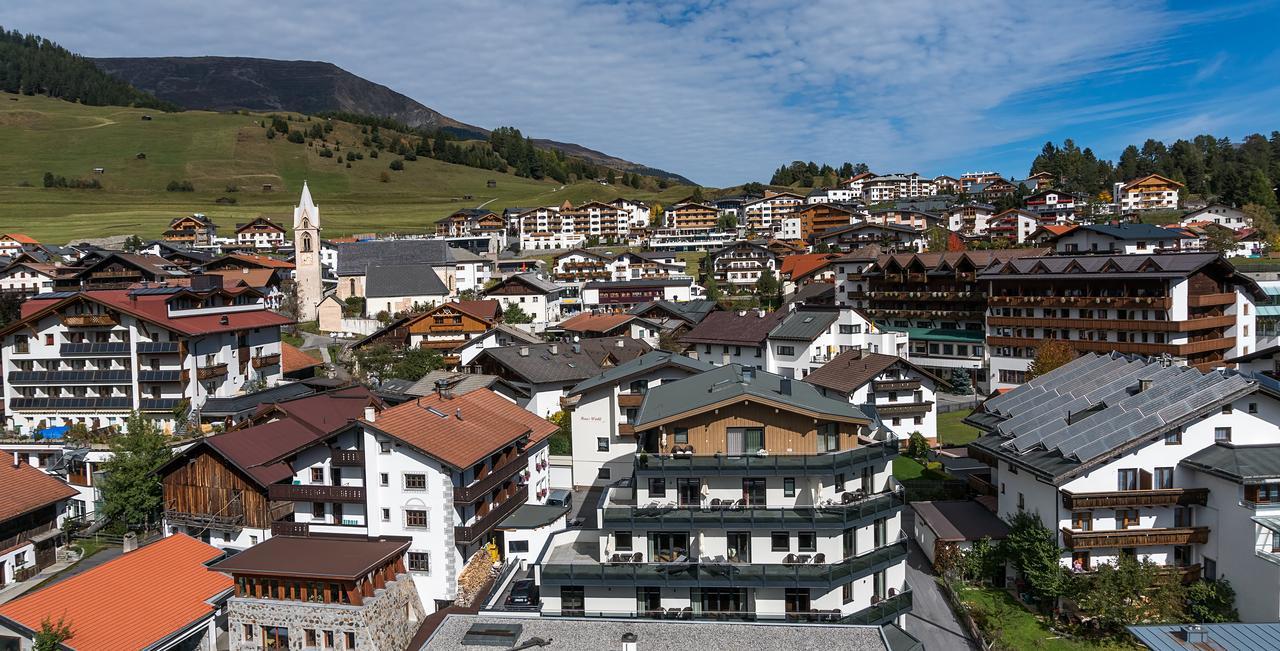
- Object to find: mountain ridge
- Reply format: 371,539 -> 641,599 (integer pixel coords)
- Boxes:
93,55 -> 693,184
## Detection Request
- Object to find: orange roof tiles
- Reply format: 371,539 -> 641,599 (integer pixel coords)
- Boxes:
0,233 -> 38,244
0,461 -> 77,522
205,267 -> 280,289
0,535 -> 232,651
367,389 -> 557,469
1037,224 -> 1078,237
282,342 -> 323,374
223,253 -> 294,269
779,253 -> 837,280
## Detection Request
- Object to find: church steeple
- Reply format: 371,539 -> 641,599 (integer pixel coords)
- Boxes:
292,181 -> 323,322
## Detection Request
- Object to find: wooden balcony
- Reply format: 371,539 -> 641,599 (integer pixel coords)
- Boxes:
1060,526 -> 1209,550
196,363 -> 228,380
271,521 -> 310,537
875,401 -> 933,416
453,448 -> 530,504
251,353 -> 281,369
618,424 -> 636,436
1061,488 -> 1209,510
998,314 -> 1232,333
1188,292 -> 1235,308
618,393 -> 645,408
987,337 -> 1235,357
872,379 -> 921,392
331,450 -> 365,467
989,295 -> 1172,310
456,485 -> 528,544
60,313 -> 118,327
267,484 -> 366,503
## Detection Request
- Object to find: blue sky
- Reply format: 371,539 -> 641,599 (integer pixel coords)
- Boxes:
3,0 -> 1278,186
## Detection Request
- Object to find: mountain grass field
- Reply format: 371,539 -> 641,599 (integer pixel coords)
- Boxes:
0,93 -> 694,243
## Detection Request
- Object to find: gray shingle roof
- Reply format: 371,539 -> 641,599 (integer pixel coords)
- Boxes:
630,299 -> 717,324
1180,443 -> 1280,484
1080,223 -> 1193,240
1128,623 -> 1280,651
634,364 -> 870,428
200,382 -> 318,418
681,309 -> 786,346
767,308 -> 838,342
968,353 -> 1256,482
336,240 -> 453,276
567,350 -> 716,396
477,337 -> 651,384
489,272 -> 561,295
364,264 -> 450,298
389,370 -> 505,398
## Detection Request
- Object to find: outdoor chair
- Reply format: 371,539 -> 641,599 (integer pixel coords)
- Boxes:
812,553 -> 825,564
632,552 -> 643,563
783,553 -> 797,564
796,554 -> 811,564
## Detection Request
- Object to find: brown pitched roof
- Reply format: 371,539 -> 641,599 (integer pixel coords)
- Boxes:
281,342 -> 323,374
208,534 -> 409,580
680,309 -> 786,346
0,461 -> 77,522
803,350 -> 946,394
558,312 -> 640,334
367,389 -> 557,469
450,300 -> 502,322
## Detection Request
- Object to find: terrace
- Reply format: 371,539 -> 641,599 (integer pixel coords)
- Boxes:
633,442 -> 896,478
599,482 -> 905,531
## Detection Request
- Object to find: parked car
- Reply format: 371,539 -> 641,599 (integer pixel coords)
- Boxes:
506,579 -> 540,606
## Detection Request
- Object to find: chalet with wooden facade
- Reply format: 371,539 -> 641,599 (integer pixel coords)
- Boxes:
52,252 -> 187,290
1115,174 -> 1184,213
435,208 -> 505,238
0,459 -> 77,586
353,300 -> 501,366
793,203 -> 856,241
235,217 -> 288,250
664,202 -> 720,231
164,214 -> 219,247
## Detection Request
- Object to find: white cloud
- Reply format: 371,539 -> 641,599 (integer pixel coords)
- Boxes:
0,0 -> 1270,185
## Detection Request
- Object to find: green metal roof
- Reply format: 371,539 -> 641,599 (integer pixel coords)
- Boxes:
498,503 -> 569,529
883,326 -> 985,344
1181,443 -> 1280,484
566,350 -> 715,397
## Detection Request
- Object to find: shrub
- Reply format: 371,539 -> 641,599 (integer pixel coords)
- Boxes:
166,180 -> 195,192
319,147 -> 334,158
389,159 -> 404,171
286,130 -> 306,144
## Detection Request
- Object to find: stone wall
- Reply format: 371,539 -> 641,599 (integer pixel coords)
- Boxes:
226,573 -> 425,650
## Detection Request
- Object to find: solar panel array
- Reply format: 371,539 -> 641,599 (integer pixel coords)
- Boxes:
31,291 -> 77,300
982,352 -> 1254,465
10,397 -> 131,409
59,342 -> 130,356
137,370 -> 181,383
7,370 -> 132,385
140,398 -> 182,410
127,286 -> 184,296
137,341 -> 180,354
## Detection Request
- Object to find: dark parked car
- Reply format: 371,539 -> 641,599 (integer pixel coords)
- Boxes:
506,579 -> 540,606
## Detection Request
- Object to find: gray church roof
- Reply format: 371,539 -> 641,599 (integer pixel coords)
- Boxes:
336,240 -> 454,276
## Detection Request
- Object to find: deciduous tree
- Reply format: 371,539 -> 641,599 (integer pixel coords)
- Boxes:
99,413 -> 173,530
1027,340 -> 1077,380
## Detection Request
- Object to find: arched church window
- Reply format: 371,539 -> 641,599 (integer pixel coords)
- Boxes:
301,234 -> 313,253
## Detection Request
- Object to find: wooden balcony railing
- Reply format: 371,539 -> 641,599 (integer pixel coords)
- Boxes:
1060,526 -> 1209,550
618,424 -> 636,436
1061,487 -> 1209,510
331,450 -> 365,467
618,393 -> 645,408
196,363 -> 228,380
456,485 -> 528,544
268,484 -> 366,503
1188,292 -> 1235,308
60,314 -> 118,327
987,337 -> 1235,358
871,379 -> 921,392
453,449 -> 531,504
251,353 -> 281,369
987,315 -> 1234,333
989,295 -> 1172,310
875,402 -> 933,416
271,521 -> 310,537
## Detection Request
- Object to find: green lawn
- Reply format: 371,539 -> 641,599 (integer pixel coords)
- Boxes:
0,93 -> 695,242
893,456 -> 949,481
938,410 -> 980,446
956,585 -> 1136,651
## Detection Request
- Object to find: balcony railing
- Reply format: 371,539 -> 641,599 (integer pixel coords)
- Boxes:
875,402 -> 933,416
271,521 -> 310,537
196,364 -> 228,380
456,485 -> 528,544
1060,526 -> 1209,550
251,353 -> 281,369
453,449 -> 530,503
871,379 -> 921,392
1061,488 -> 1209,510
988,295 -> 1172,310
539,539 -> 908,588
634,443 -> 897,477
331,450 -> 365,467
601,490 -> 905,531
1188,292 -> 1235,308
986,315 -> 1234,333
618,393 -> 645,408
839,588 -> 913,625
267,484 -> 366,503
60,314 -> 118,327
987,337 -> 1235,358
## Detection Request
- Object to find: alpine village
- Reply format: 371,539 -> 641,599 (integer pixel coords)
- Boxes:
2,18 -> 1280,651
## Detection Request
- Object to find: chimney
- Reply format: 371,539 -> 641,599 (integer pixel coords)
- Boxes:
616,339 -> 625,348
756,309 -> 766,318
11,451 -> 18,468
455,408 -> 463,420
621,633 -> 638,651
779,377 -> 792,395
549,344 -> 558,355
219,315 -> 229,325
363,406 -> 376,423
519,346 -> 529,357
1138,378 -> 1152,393
1181,625 -> 1208,644
737,309 -> 746,317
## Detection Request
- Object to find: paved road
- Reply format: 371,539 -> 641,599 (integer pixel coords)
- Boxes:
902,510 -> 979,650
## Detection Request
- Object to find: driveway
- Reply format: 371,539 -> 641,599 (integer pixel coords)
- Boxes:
902,509 -> 978,650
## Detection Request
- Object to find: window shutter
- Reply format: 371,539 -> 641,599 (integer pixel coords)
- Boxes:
1139,469 -> 1152,490
1245,485 -> 1259,503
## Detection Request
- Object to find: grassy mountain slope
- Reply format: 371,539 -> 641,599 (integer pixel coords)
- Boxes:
0,93 -> 693,242
93,56 -> 694,184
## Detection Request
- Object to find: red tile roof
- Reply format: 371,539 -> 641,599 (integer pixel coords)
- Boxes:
779,253 -> 837,280
0,535 -> 232,651
15,289 -> 293,336
367,389 -> 557,469
0,461 -> 77,522
0,233 -> 38,244
222,253 -> 294,269
205,268 -> 281,290
681,309 -> 786,346
282,342 -> 323,374
449,300 -> 502,322
558,312 -> 637,333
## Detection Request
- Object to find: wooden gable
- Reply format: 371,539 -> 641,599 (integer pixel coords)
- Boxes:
406,303 -> 494,335
160,445 -> 287,530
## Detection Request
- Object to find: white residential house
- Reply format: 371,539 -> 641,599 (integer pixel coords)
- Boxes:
1179,204 -> 1252,231
804,350 -> 946,444
764,306 -> 907,380
483,273 -> 565,327
1114,174 -> 1184,213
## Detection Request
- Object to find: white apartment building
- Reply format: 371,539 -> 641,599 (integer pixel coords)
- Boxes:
970,353 -> 1276,596
483,273 -> 565,326
706,241 -> 778,289
610,198 -> 652,230
0,260 -> 57,297
742,193 -> 805,233
1024,190 -> 1085,224
234,217 -> 288,250
944,203 -> 997,236
805,350 -> 945,444
1115,174 -> 1183,213
983,252 -> 1259,390
1179,204 -> 1252,231
279,389 -> 557,614
0,282 -> 288,434
861,174 -> 936,203
1049,224 -> 1195,254
563,351 -> 715,488
535,366 -> 911,626
764,306 -> 907,379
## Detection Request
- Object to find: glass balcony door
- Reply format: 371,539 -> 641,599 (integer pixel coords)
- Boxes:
727,428 -> 764,456
741,478 -> 766,506
677,479 -> 702,507
727,532 -> 751,563
649,532 -> 690,562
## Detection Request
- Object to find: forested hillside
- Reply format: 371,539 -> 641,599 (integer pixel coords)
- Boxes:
0,27 -> 174,110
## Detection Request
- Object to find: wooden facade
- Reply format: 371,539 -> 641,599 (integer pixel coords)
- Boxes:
645,400 -> 863,456
162,448 -> 290,530
230,554 -> 408,607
